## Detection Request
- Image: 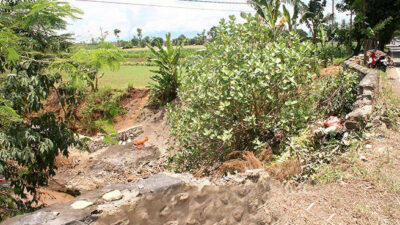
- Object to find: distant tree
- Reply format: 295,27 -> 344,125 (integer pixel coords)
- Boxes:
173,34 -> 188,45
113,28 -> 121,47
119,40 -> 133,49
137,28 -> 143,47
99,27 -> 109,42
113,28 -> 121,39
143,36 -> 151,46
190,30 -> 207,45
151,37 -> 164,47
131,37 -> 140,46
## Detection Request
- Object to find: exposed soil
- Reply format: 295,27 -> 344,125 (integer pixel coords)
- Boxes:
42,87 -> 150,136
320,65 -> 341,77
113,88 -> 150,131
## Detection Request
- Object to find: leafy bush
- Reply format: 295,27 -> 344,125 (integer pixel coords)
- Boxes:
147,33 -> 182,107
168,15 -> 319,171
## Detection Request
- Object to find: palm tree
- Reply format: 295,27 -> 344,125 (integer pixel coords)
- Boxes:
300,0 -> 333,44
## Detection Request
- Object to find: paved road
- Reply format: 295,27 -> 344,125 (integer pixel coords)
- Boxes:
387,44 -> 400,96
388,45 -> 400,66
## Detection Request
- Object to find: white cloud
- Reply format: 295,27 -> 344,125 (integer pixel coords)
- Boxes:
66,0 -> 253,42
65,0 -> 350,42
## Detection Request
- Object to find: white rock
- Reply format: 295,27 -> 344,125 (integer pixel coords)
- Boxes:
71,200 -> 93,209
365,144 -> 372,149
359,155 -> 368,161
102,190 -> 123,201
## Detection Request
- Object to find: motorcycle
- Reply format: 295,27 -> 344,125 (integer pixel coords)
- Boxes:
368,51 -> 388,72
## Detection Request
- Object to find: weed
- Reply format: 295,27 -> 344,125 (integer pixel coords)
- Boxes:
377,71 -> 400,129
81,87 -> 127,136
315,164 -> 345,184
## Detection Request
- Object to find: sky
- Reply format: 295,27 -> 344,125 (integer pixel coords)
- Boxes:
65,0 -> 350,43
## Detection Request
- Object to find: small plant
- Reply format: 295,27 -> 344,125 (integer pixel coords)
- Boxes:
71,45 -> 125,92
379,72 -> 400,129
147,33 -> 182,107
315,70 -> 359,117
81,87 -> 126,136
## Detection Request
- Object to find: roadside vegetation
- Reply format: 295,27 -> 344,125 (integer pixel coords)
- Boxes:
1,0 -> 399,222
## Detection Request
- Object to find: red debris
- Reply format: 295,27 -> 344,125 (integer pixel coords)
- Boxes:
324,116 -> 342,128
134,137 -> 149,147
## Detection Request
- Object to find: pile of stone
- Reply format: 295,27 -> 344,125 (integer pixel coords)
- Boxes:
82,125 -> 143,152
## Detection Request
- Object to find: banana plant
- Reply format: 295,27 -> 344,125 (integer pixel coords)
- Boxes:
147,33 -> 182,107
248,0 -> 282,40
282,0 -> 304,32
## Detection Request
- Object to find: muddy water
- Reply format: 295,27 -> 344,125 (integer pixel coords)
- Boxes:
34,189 -> 75,206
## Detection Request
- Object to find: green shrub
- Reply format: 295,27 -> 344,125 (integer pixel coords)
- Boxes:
315,70 -> 359,117
81,87 -> 126,135
168,14 -> 319,171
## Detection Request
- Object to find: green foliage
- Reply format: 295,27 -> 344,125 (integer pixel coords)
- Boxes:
147,33 -> 182,107
168,15 -> 318,171
69,46 -> 125,92
282,0 -> 302,32
81,87 -> 126,136
248,0 -> 284,39
315,70 -> 359,117
0,0 -> 82,216
0,186 -> 28,221
288,128 -> 361,182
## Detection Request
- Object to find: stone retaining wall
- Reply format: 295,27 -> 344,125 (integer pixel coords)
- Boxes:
343,57 -> 380,130
2,171 -> 274,225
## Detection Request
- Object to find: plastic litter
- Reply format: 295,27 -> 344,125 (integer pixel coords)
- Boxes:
324,116 -> 342,128
324,116 -> 342,133
135,137 -> 149,150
